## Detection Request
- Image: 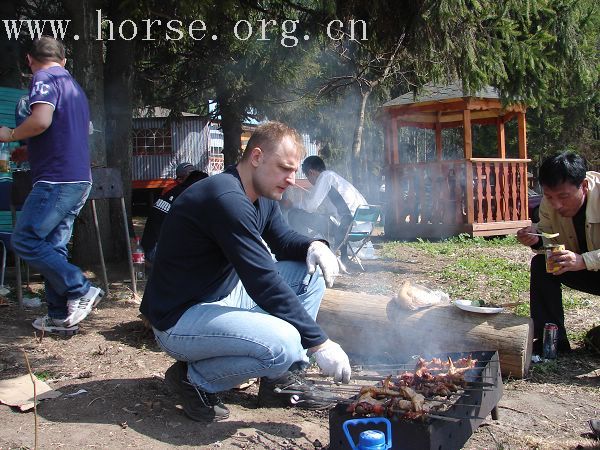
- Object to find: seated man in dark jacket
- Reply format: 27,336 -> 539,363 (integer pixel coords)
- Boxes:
516,151 -> 600,355
141,169 -> 208,263
140,121 -> 350,422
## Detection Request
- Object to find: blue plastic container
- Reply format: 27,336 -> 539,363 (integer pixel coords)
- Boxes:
343,417 -> 392,450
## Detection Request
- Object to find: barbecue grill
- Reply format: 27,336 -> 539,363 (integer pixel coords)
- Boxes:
325,350 -> 503,450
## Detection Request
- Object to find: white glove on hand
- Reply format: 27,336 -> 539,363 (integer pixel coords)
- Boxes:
312,341 -> 351,383
306,241 -> 339,288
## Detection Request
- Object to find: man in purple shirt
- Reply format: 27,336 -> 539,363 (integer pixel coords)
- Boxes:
0,36 -> 103,335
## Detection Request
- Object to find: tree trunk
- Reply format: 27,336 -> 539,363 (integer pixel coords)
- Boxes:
104,1 -> 136,261
62,0 -> 108,266
0,1 -> 22,88
218,94 -> 243,167
351,88 -> 371,190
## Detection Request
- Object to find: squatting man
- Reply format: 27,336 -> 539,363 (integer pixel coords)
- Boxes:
140,121 -> 352,421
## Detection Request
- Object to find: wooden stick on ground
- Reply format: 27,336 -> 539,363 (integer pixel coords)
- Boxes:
22,350 -> 38,450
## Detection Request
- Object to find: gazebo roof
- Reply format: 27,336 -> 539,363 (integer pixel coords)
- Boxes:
380,82 -> 525,129
383,82 -> 500,108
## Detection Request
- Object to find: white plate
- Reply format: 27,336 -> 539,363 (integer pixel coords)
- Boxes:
454,299 -> 504,314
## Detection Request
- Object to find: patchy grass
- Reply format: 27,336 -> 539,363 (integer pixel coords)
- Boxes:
439,256 -> 530,305
380,235 -> 531,313
528,359 -> 561,378
567,328 -> 589,346
379,236 -> 599,323
34,370 -> 54,381
563,291 -> 594,311
381,234 -> 520,257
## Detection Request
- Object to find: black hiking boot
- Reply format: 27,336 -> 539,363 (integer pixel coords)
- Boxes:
257,369 -> 335,410
164,361 -> 229,422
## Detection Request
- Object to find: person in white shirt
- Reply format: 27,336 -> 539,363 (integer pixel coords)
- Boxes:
287,156 -> 368,263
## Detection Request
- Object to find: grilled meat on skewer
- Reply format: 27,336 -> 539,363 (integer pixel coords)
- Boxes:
346,355 -> 479,420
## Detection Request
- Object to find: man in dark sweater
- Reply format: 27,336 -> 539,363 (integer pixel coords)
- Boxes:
140,121 -> 350,422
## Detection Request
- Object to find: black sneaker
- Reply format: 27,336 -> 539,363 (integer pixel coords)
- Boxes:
257,370 -> 335,410
164,361 -> 229,422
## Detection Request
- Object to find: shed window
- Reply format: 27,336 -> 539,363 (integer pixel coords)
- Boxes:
132,127 -> 172,155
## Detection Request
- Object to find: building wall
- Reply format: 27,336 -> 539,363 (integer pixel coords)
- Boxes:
132,116 -> 210,183
132,116 -> 319,183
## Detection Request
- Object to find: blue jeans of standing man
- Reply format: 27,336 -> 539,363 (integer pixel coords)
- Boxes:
12,181 -> 92,320
153,261 -> 325,393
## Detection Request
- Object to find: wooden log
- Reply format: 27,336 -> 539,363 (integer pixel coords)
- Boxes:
318,289 -> 532,379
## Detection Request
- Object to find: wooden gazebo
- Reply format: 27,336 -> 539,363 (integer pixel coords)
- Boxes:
380,83 -> 531,239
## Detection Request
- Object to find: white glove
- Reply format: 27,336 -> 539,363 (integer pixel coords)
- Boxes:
306,241 -> 339,288
312,340 -> 351,383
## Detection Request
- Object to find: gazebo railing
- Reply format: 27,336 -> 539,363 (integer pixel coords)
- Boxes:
470,158 -> 529,224
389,160 -> 466,226
388,158 -> 529,227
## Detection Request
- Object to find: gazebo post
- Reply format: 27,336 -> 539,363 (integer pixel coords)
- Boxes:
385,119 -> 392,165
462,109 -> 473,159
463,109 -> 475,225
435,112 -> 442,160
391,117 -> 399,164
496,117 -> 506,158
391,118 -> 401,228
517,112 -> 527,159
517,111 -> 529,217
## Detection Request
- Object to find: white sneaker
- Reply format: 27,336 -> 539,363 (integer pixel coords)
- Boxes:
65,287 -> 105,327
32,315 -> 79,336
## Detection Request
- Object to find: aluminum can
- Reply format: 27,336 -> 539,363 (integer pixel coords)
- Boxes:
543,323 -> 558,359
544,244 -> 565,273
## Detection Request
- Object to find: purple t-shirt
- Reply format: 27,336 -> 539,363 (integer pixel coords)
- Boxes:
28,66 -> 91,183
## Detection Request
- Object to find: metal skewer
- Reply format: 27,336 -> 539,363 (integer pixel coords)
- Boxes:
353,359 -> 495,370
309,374 -> 496,385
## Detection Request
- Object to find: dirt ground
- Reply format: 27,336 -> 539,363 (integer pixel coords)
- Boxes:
0,239 -> 599,450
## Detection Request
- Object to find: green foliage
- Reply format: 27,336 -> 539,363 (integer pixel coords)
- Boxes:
9,0 -> 597,181
34,370 -> 54,381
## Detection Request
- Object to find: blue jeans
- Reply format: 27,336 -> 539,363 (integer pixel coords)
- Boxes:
153,260 -> 325,393
12,181 -> 92,319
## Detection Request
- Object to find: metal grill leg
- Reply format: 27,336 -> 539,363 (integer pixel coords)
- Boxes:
122,198 -> 137,296
0,241 -> 5,288
91,199 -> 110,295
15,254 -> 22,309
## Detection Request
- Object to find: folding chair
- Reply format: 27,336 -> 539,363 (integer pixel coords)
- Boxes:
335,204 -> 381,271
0,173 -> 30,308
0,179 -> 13,291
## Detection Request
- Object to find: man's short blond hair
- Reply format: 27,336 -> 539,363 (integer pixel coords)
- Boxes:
28,36 -> 65,63
241,121 -> 305,161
